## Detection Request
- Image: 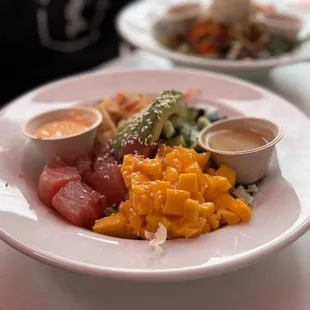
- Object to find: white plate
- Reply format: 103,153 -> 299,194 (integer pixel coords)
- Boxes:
0,69 -> 309,282
116,0 -> 310,81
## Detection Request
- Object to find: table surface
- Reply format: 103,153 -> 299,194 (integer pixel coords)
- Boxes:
2,3 -> 310,308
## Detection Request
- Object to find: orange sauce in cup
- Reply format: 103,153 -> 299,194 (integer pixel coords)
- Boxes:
35,109 -> 94,138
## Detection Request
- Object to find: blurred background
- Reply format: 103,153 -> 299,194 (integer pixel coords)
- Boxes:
0,0 -> 134,104
1,0 -> 309,104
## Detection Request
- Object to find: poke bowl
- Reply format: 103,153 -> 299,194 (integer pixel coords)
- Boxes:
0,68 -> 309,282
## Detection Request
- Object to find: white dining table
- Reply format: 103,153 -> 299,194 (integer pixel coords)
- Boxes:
1,47 -> 310,309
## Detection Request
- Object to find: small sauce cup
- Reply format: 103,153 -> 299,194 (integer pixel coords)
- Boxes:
22,107 -> 103,162
255,12 -> 303,41
198,117 -> 283,185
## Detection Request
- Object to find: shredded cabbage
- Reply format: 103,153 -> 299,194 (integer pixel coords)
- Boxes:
232,184 -> 258,205
145,223 -> 167,255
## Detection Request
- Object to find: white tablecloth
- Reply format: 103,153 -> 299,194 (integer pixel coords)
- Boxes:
1,50 -> 310,310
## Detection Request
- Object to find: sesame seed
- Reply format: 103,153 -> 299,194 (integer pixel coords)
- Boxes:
97,157 -> 104,162
82,189 -> 88,193
80,196 -> 85,199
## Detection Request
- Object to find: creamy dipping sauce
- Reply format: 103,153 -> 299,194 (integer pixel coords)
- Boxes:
208,127 -> 267,152
35,110 -> 93,138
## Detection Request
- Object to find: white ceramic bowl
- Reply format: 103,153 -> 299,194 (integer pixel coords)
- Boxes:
0,69 -> 310,282
116,0 -> 310,81
22,107 -> 102,161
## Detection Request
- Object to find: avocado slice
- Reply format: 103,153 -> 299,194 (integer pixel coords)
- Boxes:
112,90 -> 187,154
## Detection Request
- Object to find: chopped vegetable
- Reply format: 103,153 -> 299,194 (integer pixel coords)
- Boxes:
162,120 -> 176,139
93,145 -> 252,239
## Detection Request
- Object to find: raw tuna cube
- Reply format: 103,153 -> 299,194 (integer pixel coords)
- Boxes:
85,164 -> 128,206
119,140 -> 158,159
93,156 -> 118,172
75,154 -> 93,177
52,181 -> 107,228
94,139 -> 114,158
38,162 -> 81,207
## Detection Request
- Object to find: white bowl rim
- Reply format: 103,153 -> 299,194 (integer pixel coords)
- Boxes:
0,68 -> 310,282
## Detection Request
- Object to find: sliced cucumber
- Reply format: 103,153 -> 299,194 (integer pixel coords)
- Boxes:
162,120 -> 176,139
197,116 -> 209,130
166,135 -> 186,147
169,115 -> 184,129
208,111 -> 226,123
186,108 -> 200,121
180,122 -> 193,143
188,128 -> 200,146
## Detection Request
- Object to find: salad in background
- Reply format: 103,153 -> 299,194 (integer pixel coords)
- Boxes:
156,1 -> 304,60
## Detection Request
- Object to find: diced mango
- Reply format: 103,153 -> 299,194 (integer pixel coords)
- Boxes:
219,210 -> 240,225
203,174 -> 216,198
177,173 -> 198,192
229,198 -> 252,222
163,167 -> 179,184
205,189 -> 224,202
97,145 -> 251,240
135,200 -> 150,215
213,194 -> 236,211
202,223 -> 211,234
119,200 -> 132,219
206,167 -> 216,176
185,161 -> 202,175
196,152 -> 211,170
184,218 -> 207,238
198,202 -> 215,218
184,198 -> 199,222
213,176 -> 232,192
146,215 -> 161,232
216,164 -> 236,188
132,184 -> 147,196
157,144 -> 173,157
164,152 -> 182,172
191,191 -> 205,203
142,158 -> 163,179
163,189 -> 191,215
207,214 -> 220,230
93,213 -> 136,239
180,151 -> 196,169
161,216 -> 172,229
128,213 -> 143,231
152,181 -> 171,201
